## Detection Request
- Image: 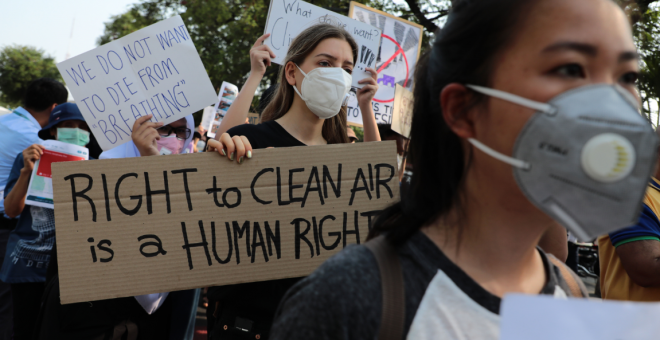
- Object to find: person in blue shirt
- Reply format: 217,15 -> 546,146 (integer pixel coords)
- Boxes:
0,78 -> 67,340
1,103 -> 91,340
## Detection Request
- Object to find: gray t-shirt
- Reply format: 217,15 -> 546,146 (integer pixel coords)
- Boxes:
271,231 -> 585,340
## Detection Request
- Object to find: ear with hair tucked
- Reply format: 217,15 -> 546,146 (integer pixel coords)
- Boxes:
284,61 -> 298,87
441,83 -> 476,140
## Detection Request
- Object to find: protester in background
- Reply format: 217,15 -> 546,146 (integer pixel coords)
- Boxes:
1,103 -> 90,340
34,114 -> 199,340
377,124 -> 408,178
0,77 -> 67,340
347,127 -> 358,143
205,24 -> 380,340
270,0 -> 643,337
598,127 -> 660,301
193,131 -> 202,153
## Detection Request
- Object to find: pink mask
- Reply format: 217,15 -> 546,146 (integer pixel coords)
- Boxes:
157,135 -> 185,155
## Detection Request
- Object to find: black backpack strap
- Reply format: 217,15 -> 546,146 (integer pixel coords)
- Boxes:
365,235 -> 405,340
547,254 -> 589,297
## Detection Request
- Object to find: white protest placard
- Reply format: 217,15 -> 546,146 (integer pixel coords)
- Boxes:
346,2 -> 423,126
207,81 -> 239,138
57,15 -> 218,151
501,295 -> 660,340
263,0 -> 381,89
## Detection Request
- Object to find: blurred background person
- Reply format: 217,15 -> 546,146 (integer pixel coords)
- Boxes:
347,127 -> 358,143
1,103 -> 92,340
0,77 -> 67,340
598,127 -> 660,301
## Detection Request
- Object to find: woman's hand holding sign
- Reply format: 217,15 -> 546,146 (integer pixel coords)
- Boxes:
22,144 -> 44,173
250,33 -> 277,77
214,34 -> 276,138
356,67 -> 379,108
357,67 -> 381,142
132,115 -> 164,157
207,133 -> 253,164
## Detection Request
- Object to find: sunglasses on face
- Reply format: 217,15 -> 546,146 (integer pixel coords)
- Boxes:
157,126 -> 191,140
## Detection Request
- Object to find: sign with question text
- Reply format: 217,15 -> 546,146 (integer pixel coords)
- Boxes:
346,2 -> 423,126
52,142 -> 399,304
263,0 -> 381,89
57,15 -> 217,151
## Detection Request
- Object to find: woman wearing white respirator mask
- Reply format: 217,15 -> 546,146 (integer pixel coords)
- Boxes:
207,24 -> 380,163
204,24 -> 380,340
269,0 -> 658,339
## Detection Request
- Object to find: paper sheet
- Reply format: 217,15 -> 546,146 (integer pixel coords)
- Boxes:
25,140 -> 89,209
500,294 -> 660,340
207,81 -> 238,138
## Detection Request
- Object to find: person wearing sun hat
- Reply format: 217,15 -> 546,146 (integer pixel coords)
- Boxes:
1,102 -> 93,340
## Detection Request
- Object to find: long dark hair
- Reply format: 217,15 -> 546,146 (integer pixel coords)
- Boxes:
368,0 -> 539,245
261,24 -> 358,144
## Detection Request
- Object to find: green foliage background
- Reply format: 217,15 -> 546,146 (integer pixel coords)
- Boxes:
94,0 -> 450,125
3,0 -> 660,125
0,46 -> 61,108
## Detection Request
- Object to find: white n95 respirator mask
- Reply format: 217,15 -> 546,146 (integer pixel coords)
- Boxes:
293,64 -> 352,119
466,84 -> 659,240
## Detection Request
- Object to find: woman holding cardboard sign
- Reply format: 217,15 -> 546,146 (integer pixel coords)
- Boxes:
207,28 -> 381,162
204,24 -> 380,339
269,0 -> 656,339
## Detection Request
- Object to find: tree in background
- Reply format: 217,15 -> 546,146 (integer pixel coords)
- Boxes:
97,0 -> 447,125
621,0 -> 660,124
0,45 -> 61,108
98,0 -> 660,125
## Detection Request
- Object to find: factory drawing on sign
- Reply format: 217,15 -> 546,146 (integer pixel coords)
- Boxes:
354,8 -> 421,96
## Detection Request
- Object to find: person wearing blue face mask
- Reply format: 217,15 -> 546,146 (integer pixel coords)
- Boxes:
1,102 -> 93,340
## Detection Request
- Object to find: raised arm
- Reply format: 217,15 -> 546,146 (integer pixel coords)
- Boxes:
356,67 -> 381,142
614,206 -> 660,287
4,145 -> 44,218
215,34 -> 276,138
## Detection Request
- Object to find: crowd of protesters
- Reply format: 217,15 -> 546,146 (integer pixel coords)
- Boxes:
2,0 -> 660,339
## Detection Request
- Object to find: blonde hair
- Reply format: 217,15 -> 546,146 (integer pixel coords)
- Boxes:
261,24 -> 358,144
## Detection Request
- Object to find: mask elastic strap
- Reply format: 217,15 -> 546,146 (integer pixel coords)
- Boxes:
467,138 -> 531,170
293,64 -> 306,101
466,85 -> 557,114
295,64 -> 308,77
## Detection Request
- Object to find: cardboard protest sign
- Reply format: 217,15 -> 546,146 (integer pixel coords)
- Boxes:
207,82 -> 239,138
391,84 -> 413,138
501,295 -> 660,339
346,2 -> 423,126
52,142 -> 399,304
57,16 -> 217,151
263,0 -> 381,89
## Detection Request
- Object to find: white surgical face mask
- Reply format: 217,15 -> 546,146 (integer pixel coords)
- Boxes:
465,84 -> 658,240
293,64 -> 352,119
